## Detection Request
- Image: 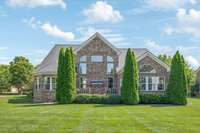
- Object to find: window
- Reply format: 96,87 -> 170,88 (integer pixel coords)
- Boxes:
80,56 -> 86,62
91,55 -> 103,62
107,63 -> 114,74
139,76 -> 165,91
140,65 -> 156,73
52,77 -> 56,90
79,63 -> 87,74
80,77 -> 87,89
108,77 -> 114,88
44,77 -> 50,90
107,56 -> 113,62
139,77 -> 146,91
158,77 -> 165,90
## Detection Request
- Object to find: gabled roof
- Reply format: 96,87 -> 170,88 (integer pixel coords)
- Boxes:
75,32 -> 120,54
34,44 -> 80,75
35,33 -> 170,75
117,48 -> 170,73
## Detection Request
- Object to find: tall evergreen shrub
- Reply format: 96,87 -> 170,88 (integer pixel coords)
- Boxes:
167,51 -> 187,105
121,48 -> 139,104
56,48 -> 65,103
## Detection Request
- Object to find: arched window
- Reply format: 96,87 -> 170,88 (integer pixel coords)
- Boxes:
107,56 -> 113,62
139,64 -> 156,73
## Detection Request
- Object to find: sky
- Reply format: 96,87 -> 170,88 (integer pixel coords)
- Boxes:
1,0 -> 200,69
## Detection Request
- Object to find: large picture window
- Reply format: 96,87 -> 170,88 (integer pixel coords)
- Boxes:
91,55 -> 103,62
139,76 -> 165,91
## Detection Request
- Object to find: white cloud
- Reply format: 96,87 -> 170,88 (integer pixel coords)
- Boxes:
83,1 -> 123,23
163,26 -> 174,35
144,40 -> 172,55
190,0 -> 197,4
185,56 -> 200,68
23,17 -> 75,41
22,17 -> 41,29
7,0 -> 66,9
164,8 -> 200,37
41,23 -> 75,41
0,47 -> 8,51
145,0 -> 185,10
76,27 -> 128,46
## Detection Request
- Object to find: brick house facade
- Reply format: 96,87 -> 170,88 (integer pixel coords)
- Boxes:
33,33 -> 170,102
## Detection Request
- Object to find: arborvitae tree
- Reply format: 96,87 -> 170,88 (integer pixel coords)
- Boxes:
56,48 -> 65,103
70,47 -> 76,96
64,48 -> 74,103
167,51 -> 187,105
181,55 -> 188,100
121,48 -> 139,104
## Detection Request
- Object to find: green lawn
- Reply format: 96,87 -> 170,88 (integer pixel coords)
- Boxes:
0,96 -> 200,133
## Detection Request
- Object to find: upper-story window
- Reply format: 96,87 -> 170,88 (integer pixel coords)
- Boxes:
80,56 -> 87,62
91,55 -> 103,62
139,64 -> 156,73
107,56 -> 113,62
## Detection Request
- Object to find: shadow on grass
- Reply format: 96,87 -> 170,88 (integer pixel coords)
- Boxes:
8,96 -> 32,104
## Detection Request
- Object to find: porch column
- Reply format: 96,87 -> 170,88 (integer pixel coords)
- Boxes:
36,77 -> 39,90
50,77 -> 53,90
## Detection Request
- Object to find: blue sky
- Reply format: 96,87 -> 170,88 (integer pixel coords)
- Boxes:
1,0 -> 200,68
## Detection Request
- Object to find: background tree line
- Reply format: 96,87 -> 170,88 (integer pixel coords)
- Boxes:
0,56 -> 33,94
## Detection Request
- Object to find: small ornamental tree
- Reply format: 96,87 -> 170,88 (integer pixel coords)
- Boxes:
121,48 -> 139,104
9,56 -> 33,94
56,48 -> 65,103
167,51 -> 187,105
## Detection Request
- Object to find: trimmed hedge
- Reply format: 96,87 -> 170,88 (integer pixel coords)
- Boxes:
73,94 -> 121,104
74,94 -> 169,104
139,93 -> 168,104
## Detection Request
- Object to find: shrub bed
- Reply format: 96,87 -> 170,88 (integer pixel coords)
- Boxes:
139,93 -> 168,104
74,94 -> 169,104
73,94 -> 121,104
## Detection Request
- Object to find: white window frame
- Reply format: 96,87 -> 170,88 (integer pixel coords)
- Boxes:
140,76 -> 165,91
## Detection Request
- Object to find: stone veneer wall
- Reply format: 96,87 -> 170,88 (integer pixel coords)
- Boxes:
118,56 -> 169,94
33,90 -> 55,102
76,36 -> 119,94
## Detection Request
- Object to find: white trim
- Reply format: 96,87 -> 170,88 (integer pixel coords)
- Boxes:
140,76 -> 165,91
50,77 -> 52,90
75,32 -> 120,55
